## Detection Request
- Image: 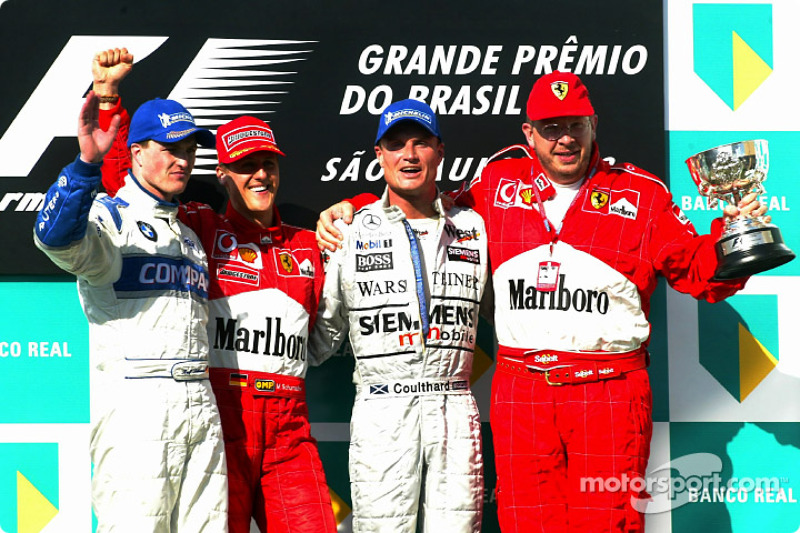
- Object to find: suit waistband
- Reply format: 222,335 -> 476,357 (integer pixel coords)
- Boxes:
358,378 -> 471,398
210,368 -> 306,399
496,347 -> 648,386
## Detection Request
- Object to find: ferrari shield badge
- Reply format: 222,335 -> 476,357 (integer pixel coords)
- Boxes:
590,190 -> 609,210
279,251 -> 294,273
550,81 -> 569,101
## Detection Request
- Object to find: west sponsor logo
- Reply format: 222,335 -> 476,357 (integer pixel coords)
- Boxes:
356,251 -> 393,272
508,274 -> 610,314
444,223 -> 481,242
213,316 -> 307,361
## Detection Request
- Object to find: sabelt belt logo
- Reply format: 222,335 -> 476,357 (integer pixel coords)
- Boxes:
533,353 -> 558,364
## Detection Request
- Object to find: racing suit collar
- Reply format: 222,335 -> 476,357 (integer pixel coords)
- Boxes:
117,170 -> 179,223
379,185 -> 445,223
224,202 -> 284,244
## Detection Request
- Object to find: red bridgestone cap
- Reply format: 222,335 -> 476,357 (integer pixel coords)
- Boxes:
216,116 -> 285,164
526,71 -> 595,121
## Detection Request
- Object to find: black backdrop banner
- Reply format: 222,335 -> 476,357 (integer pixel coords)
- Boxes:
0,0 -> 663,275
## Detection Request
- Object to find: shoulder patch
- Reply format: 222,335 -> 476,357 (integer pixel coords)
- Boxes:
96,195 -> 129,232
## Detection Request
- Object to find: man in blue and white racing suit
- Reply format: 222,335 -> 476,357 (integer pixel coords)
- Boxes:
33,89 -> 228,531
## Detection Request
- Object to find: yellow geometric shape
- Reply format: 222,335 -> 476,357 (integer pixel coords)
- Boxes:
329,487 -> 352,526
738,322 -> 777,402
17,471 -> 58,533
732,30 -> 772,110
470,344 -> 494,385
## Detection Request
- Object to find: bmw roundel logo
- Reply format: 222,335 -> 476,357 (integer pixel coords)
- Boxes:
137,221 -> 157,241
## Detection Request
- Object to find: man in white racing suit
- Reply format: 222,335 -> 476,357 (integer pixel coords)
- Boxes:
310,99 -> 488,533
33,90 -> 227,531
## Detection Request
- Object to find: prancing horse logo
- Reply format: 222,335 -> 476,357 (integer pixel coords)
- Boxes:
279,251 -> 294,273
550,81 -> 569,100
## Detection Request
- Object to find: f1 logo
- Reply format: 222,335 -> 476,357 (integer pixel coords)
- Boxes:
0,36 -> 167,177
0,36 -> 314,178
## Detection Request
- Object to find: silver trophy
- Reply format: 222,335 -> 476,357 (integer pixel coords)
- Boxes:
685,139 -> 794,280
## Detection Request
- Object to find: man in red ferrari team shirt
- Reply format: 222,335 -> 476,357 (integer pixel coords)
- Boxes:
94,48 -> 337,533
316,71 -> 769,532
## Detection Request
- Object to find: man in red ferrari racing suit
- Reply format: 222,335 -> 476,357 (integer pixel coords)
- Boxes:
96,49 -> 336,533
450,71 -> 763,532
316,71 -> 768,532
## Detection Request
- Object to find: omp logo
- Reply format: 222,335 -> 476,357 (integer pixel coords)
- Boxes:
0,443 -> 59,533
0,36 -> 316,179
693,4 -> 773,110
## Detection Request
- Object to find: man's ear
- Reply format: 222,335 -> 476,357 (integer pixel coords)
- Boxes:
216,165 -> 227,185
130,144 -> 143,167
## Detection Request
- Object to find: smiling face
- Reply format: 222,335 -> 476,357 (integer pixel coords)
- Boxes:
375,121 -> 443,217
217,151 -> 280,228
130,137 -> 197,202
522,114 -> 597,185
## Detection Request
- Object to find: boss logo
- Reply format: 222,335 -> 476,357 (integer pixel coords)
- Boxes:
356,252 -> 393,272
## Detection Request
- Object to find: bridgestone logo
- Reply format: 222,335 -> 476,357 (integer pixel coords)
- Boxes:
224,128 -> 274,148
356,252 -> 393,272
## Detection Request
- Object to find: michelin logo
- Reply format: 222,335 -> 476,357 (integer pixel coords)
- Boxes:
385,109 -> 432,125
158,111 -> 195,128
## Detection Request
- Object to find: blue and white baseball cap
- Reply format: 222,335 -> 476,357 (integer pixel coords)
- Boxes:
127,98 -> 215,148
375,99 -> 441,145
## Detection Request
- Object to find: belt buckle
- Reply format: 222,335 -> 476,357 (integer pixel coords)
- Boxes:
544,369 -> 565,386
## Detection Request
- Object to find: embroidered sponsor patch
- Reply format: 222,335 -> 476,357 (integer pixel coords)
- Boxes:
217,264 -> 259,286
447,246 -> 480,264
137,221 -> 157,241
356,252 -> 393,272
254,379 -> 276,392
370,383 -> 389,395
273,249 -> 315,278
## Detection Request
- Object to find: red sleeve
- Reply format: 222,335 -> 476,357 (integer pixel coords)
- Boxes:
98,99 -> 131,197
650,197 -> 747,302
348,192 -> 380,210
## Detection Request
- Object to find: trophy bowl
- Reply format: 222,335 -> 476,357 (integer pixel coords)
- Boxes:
685,140 -> 795,280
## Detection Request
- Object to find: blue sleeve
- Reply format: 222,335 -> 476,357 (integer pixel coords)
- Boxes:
34,155 -> 103,247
